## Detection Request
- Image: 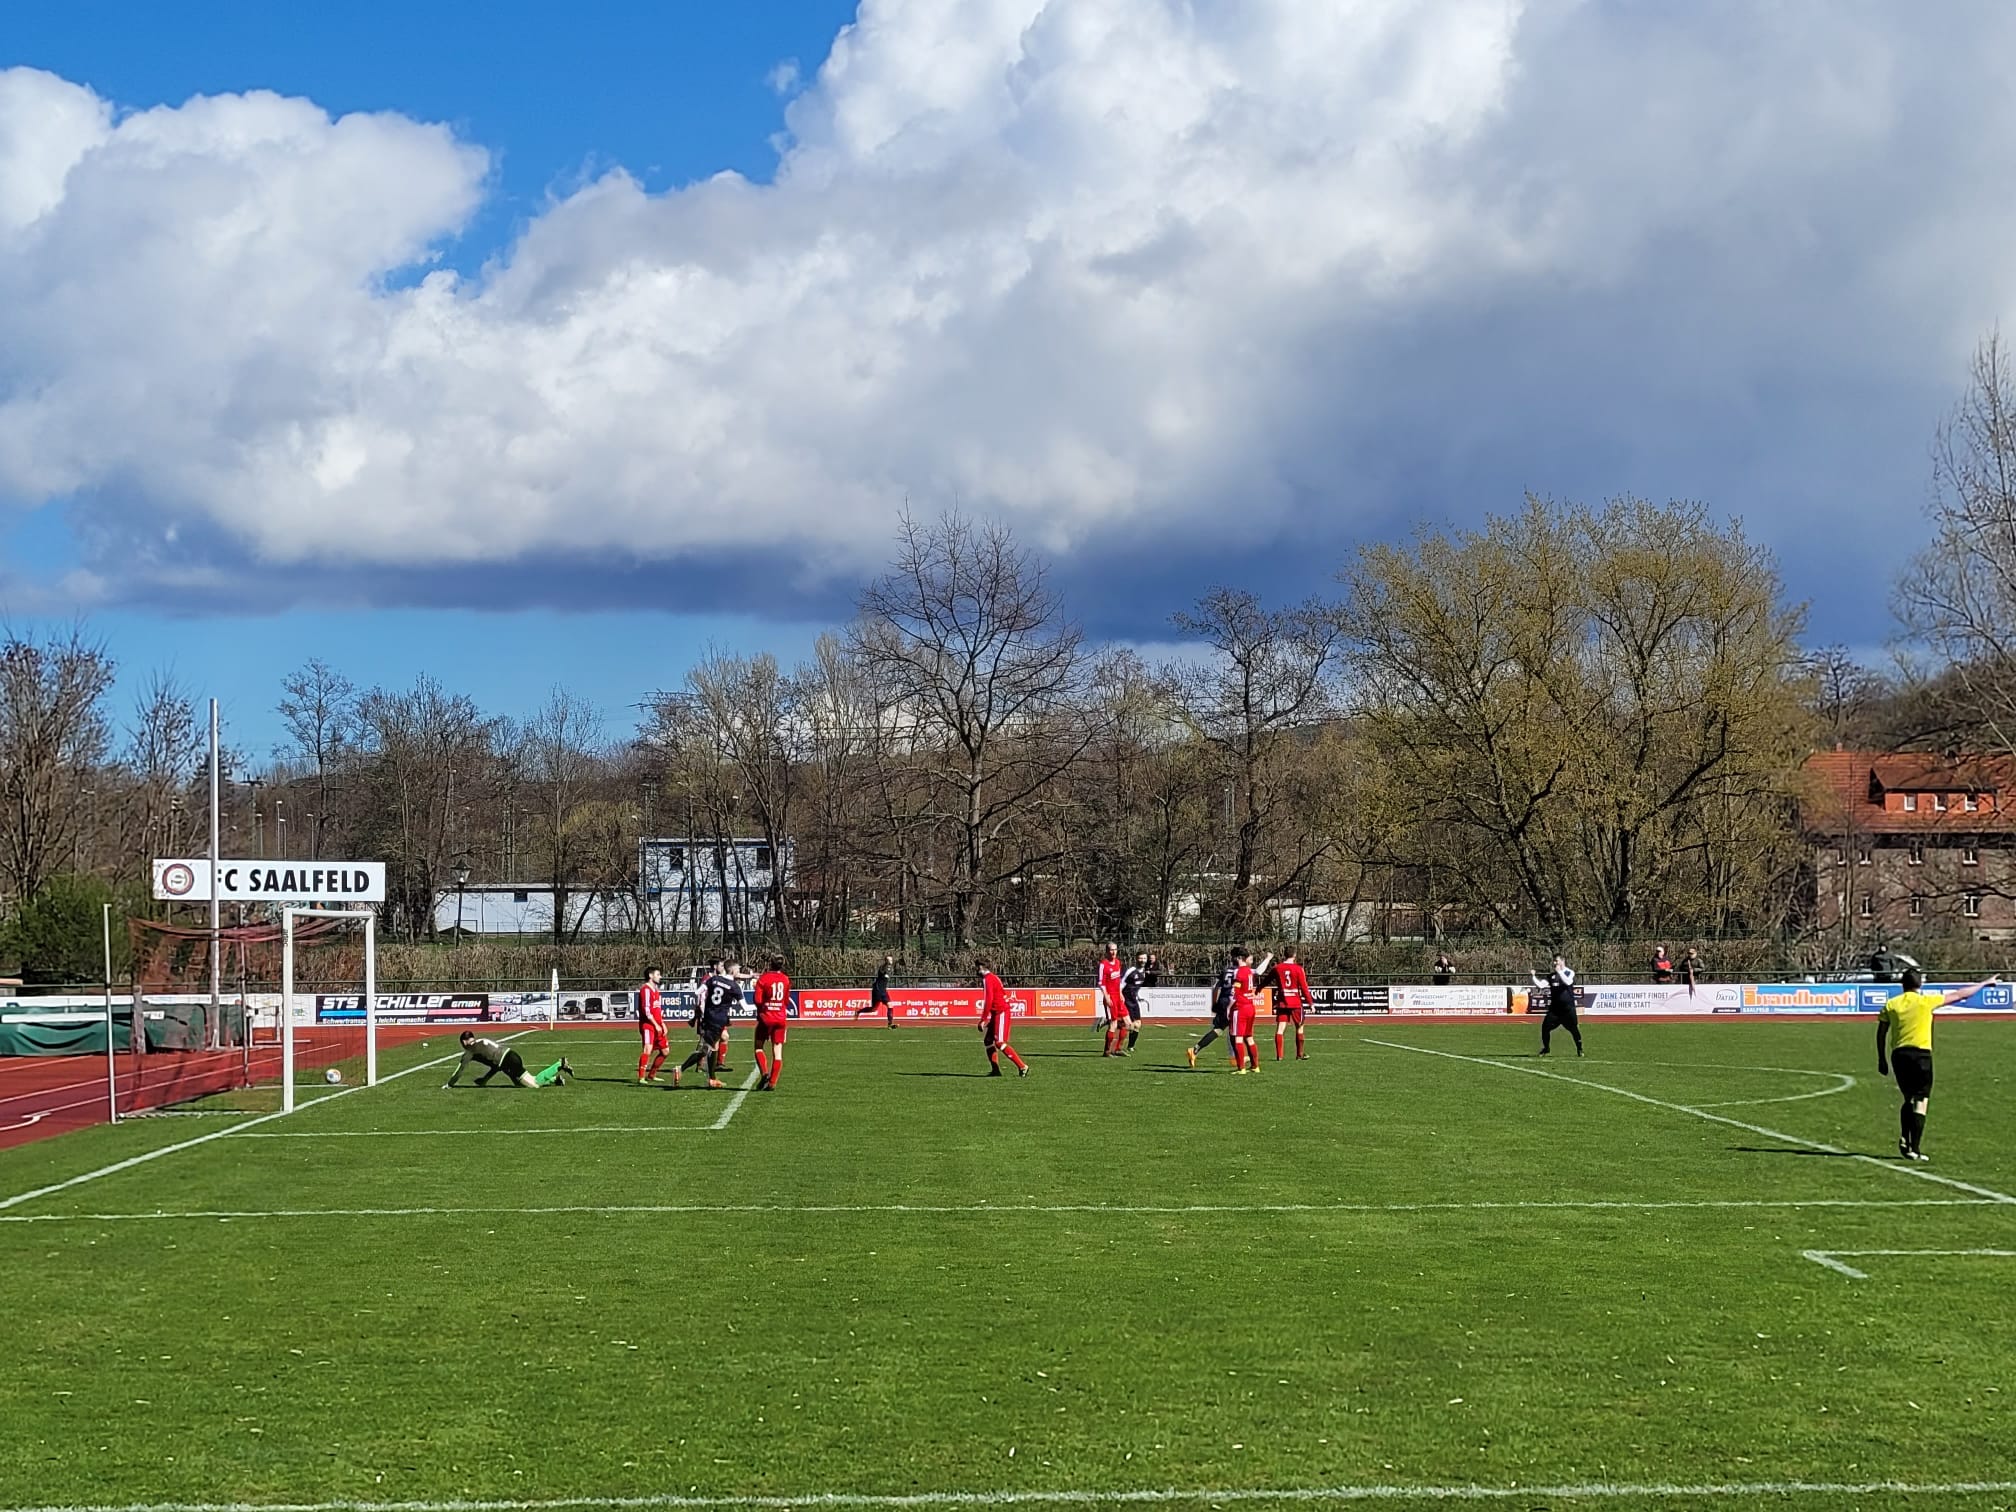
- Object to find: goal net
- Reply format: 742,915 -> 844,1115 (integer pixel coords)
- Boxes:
127,909 -> 377,1114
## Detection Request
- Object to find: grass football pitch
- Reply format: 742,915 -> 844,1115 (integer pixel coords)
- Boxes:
2,1018 -> 2014,1512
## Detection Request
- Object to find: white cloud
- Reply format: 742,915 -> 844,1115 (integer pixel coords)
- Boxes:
2,0 -> 2015,608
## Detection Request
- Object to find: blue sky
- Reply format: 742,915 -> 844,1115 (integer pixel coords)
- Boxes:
1,0 -> 856,748
3,2 -> 2013,755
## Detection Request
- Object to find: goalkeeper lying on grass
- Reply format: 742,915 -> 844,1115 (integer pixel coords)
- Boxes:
443,1032 -> 574,1089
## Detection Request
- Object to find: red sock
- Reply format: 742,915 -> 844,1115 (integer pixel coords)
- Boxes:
754,1050 -> 770,1081
638,1052 -> 652,1079
1275,1031 -> 1284,1060
1296,1029 -> 1305,1057
1232,1042 -> 1245,1070
769,1059 -> 782,1088
1003,1046 -> 1027,1071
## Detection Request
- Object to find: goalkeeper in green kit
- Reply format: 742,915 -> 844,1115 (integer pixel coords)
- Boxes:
444,1032 -> 573,1089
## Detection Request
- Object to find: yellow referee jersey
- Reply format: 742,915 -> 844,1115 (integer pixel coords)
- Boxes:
1880,989 -> 1941,1052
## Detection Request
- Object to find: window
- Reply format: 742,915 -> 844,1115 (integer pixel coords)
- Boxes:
1909,840 -> 1925,866
1903,793 -> 1919,812
1965,893 -> 1983,918
513,890 -> 529,903
755,845 -> 774,872
1934,793 -> 1948,812
1909,894 -> 1925,918
1858,894 -> 1874,919
662,845 -> 686,873
1965,793 -> 1980,812
1963,847 -> 1980,867
1856,846 -> 1872,867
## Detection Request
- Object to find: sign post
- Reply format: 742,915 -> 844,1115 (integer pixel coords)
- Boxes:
101,902 -> 118,1124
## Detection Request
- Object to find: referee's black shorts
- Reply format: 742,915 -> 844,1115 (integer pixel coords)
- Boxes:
499,1049 -> 528,1080
1892,1046 -> 1934,1100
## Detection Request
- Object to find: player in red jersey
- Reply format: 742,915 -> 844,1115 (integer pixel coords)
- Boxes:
751,954 -> 792,1091
1273,947 -> 1311,1061
1098,942 -> 1130,1057
977,958 -> 1029,1077
636,966 -> 669,1083
1231,947 -> 1271,1074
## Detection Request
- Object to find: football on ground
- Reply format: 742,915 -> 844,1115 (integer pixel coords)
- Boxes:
2,1019 -> 2013,1512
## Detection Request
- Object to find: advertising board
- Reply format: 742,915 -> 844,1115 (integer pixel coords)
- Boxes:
1306,985 -> 1391,1014
793,987 -> 1097,1022
1739,983 -> 1864,1014
1572,983 -> 1740,1016
153,858 -> 386,903
1138,986 -> 1212,1019
315,993 -> 492,1024
1389,985 -> 1510,1014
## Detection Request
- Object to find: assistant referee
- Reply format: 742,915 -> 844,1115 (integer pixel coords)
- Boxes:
1877,968 -> 1999,1161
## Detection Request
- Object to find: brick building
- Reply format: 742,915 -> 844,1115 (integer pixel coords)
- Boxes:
1802,751 -> 2016,940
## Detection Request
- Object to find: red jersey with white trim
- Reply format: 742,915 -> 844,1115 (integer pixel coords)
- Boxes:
1275,961 -> 1310,1008
1233,963 -> 1256,1012
1098,957 -> 1125,1012
982,971 -> 1011,1017
637,981 -> 664,1026
753,970 -> 792,1020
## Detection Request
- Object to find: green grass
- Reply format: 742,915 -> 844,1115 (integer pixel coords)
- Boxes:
3,1018 -> 2015,1511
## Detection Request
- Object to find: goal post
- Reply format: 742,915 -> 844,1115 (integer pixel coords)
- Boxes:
280,906 -> 377,1113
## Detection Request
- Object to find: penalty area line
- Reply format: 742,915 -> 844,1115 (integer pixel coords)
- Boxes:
1365,1037 -> 2016,1207
8,1476 -> 2016,1510
1802,1246 -> 2016,1280
0,1195 -> 1995,1226
710,1068 -> 763,1131
0,1032 -> 539,1215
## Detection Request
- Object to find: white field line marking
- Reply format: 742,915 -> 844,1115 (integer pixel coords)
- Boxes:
0,1196 -> 1993,1226
234,1125 -> 715,1138
1801,1246 -> 2016,1280
1365,1038 -> 2016,1206
709,1068 -> 762,1130
1563,1058 -> 1857,1109
10,1476 -> 2016,1510
0,1032 -> 536,1214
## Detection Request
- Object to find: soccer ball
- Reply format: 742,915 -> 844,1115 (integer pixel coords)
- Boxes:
323,1068 -> 344,1085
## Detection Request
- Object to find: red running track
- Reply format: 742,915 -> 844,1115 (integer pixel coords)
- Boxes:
0,1025 -> 453,1152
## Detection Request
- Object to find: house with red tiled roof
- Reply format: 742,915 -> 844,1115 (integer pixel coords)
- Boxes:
1801,750 -> 2016,938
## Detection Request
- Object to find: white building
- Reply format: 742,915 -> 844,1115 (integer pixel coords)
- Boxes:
639,836 -> 792,934
433,883 -> 643,938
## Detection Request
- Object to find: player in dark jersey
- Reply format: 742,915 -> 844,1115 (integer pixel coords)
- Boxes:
1121,952 -> 1147,1052
1188,954 -> 1238,1070
676,960 -> 741,1088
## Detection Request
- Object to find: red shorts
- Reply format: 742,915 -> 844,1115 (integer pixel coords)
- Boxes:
1275,1000 -> 1305,1025
755,1013 -> 788,1045
1233,1005 -> 1257,1037
983,1010 -> 1013,1046
638,1016 -> 668,1053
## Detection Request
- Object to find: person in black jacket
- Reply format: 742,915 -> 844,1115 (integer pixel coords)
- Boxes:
1531,955 -> 1584,1058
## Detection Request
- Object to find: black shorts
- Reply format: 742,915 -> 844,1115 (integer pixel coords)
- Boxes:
498,1050 -> 527,1080
1541,1006 -> 1579,1030
1892,1047 -> 1933,1100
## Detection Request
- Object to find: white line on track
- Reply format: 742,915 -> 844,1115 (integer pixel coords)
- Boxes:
0,1032 -> 537,1214
1801,1246 -> 2016,1279
233,1126 -> 715,1138
1365,1038 -> 2016,1205
0,1195 -> 1993,1225
10,1477 -> 2016,1509
710,1068 -> 762,1130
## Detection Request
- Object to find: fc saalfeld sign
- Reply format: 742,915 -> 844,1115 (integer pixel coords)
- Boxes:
152,859 -> 386,904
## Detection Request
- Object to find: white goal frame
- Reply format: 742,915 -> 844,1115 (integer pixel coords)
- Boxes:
279,906 -> 377,1113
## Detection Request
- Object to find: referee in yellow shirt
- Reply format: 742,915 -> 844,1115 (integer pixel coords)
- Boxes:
1877,967 -> 1999,1161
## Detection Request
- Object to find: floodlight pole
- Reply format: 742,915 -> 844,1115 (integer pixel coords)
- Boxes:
281,908 -> 297,1114
364,909 -> 378,1087
208,699 -> 221,1047
102,902 -> 118,1125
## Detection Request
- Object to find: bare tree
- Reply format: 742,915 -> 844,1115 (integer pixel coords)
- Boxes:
123,671 -> 203,875
1897,330 -> 2016,754
852,511 -> 1089,946
518,688 -> 609,943
1173,588 -> 1342,931
0,627 -> 115,901
278,658 -> 356,860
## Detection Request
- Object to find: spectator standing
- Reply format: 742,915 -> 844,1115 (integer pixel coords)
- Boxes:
1651,946 -> 1674,984
1431,951 -> 1456,986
